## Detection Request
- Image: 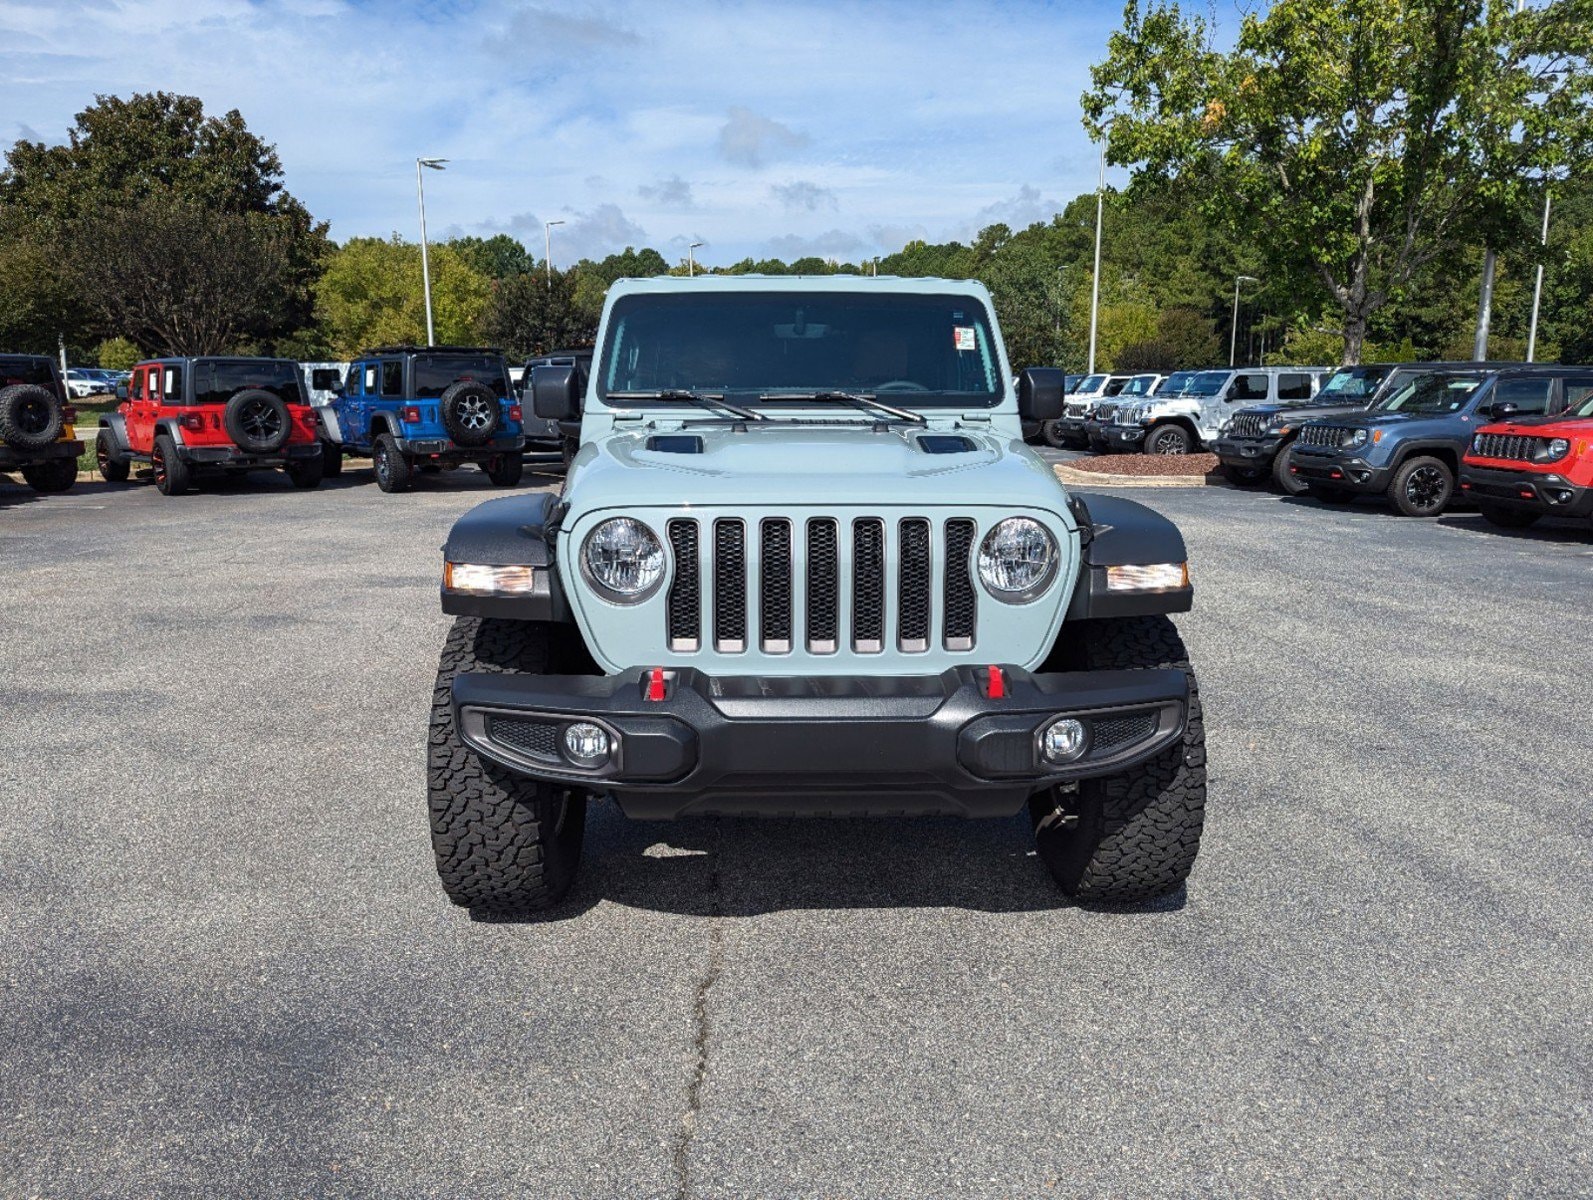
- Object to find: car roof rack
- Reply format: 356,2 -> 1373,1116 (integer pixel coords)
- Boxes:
361,344 -> 504,357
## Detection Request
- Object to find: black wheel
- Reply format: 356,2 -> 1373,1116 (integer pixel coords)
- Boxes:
1221,463 -> 1265,486
152,434 -> 191,496
440,381 -> 503,447
373,433 -> 412,493
0,384 -> 64,451
285,453 -> 323,489
1479,505 -> 1540,530
320,440 -> 344,477
1029,615 -> 1205,903
1145,424 -> 1193,456
96,429 -> 130,482
429,618 -> 587,913
486,452 -> 524,487
223,389 -> 292,453
1042,420 -> 1070,449
21,458 -> 76,493
1272,442 -> 1309,495
1309,485 -> 1357,505
1389,455 -> 1453,517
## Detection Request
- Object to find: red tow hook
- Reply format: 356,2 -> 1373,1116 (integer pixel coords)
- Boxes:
984,665 -> 1006,700
645,667 -> 668,702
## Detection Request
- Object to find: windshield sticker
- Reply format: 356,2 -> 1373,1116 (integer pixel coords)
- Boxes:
953,326 -> 976,352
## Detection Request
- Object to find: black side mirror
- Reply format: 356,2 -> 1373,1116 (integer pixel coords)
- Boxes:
1487,401 -> 1520,421
532,364 -> 581,421
1017,367 -> 1065,421
115,383 -> 128,401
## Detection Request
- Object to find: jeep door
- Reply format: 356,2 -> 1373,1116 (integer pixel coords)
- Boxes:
126,364 -> 161,452
1206,371 -> 1269,439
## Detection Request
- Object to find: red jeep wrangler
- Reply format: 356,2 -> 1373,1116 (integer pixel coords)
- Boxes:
1460,371 -> 1593,530
97,357 -> 322,495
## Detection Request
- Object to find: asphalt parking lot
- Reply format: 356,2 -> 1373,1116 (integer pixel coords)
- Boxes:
3,455 -> 1589,1198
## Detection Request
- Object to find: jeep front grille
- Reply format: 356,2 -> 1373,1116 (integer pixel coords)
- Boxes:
1228,413 -> 1266,439
1299,424 -> 1354,448
1473,433 -> 1537,462
666,515 -> 980,657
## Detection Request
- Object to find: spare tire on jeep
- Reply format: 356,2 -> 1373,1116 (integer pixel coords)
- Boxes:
440,380 -> 502,446
0,384 -> 64,451
223,389 -> 292,453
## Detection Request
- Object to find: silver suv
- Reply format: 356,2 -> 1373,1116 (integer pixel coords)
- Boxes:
1104,367 -> 1328,455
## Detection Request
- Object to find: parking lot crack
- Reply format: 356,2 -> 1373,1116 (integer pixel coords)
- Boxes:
671,820 -> 724,1200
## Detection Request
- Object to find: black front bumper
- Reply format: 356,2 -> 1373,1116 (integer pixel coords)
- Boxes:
1459,464 -> 1593,518
1211,434 -> 1284,467
1287,450 -> 1391,493
453,665 -> 1190,819
1099,425 -> 1147,451
0,439 -> 82,469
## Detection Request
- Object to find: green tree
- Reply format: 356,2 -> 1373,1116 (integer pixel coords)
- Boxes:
315,236 -> 489,356
480,269 -> 597,360
93,336 -> 141,370
448,234 -> 536,280
1085,0 -> 1593,362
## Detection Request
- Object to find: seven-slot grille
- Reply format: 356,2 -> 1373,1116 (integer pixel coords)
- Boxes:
1473,432 -> 1537,461
1228,413 -> 1266,439
663,516 -> 980,656
1298,424 -> 1355,448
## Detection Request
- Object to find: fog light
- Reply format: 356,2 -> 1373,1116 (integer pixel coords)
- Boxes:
563,722 -> 611,767
1042,718 -> 1087,764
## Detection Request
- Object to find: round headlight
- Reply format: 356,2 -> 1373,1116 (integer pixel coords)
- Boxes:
1535,437 -> 1571,463
581,517 -> 665,602
977,517 -> 1058,602
1343,428 -> 1368,449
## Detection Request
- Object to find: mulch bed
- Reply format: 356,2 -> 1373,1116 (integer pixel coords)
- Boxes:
1064,451 -> 1222,479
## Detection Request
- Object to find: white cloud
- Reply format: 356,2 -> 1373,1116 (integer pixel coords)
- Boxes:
770,180 -> 837,213
717,106 -> 809,168
638,175 -> 694,209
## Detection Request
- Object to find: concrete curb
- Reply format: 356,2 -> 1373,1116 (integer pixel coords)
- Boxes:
1052,462 -> 1233,490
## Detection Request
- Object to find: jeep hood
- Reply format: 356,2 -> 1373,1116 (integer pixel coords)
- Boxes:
566,424 -> 1070,514
1242,399 -> 1373,420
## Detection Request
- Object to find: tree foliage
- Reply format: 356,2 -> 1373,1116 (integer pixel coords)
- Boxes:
1084,0 -> 1593,362
315,236 -> 489,356
481,269 -> 598,360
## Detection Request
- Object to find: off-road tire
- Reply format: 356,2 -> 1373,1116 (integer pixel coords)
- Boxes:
320,440 -> 344,477
0,384 -> 64,451
429,618 -> 587,913
96,429 -> 131,482
1221,463 -> 1265,486
1146,424 -> 1193,456
285,454 -> 324,489
486,452 -> 524,487
223,389 -> 292,454
373,433 -> 412,493
1389,454 -> 1453,517
1042,420 -> 1075,449
1309,484 -> 1357,505
152,434 -> 191,496
21,458 -> 76,493
1029,615 -> 1205,903
1479,504 -> 1540,530
440,381 -> 502,447
1272,442 -> 1308,494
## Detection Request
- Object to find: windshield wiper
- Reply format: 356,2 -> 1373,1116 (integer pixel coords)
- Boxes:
757,391 -> 927,425
606,390 -> 764,421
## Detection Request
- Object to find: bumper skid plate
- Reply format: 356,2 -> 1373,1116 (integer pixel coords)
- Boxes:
452,665 -> 1189,819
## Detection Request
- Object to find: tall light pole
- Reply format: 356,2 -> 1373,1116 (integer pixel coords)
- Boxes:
416,157 -> 448,346
1527,188 -> 1553,362
1230,275 -> 1259,367
544,219 -> 565,288
1087,142 -> 1106,375
688,242 -> 704,277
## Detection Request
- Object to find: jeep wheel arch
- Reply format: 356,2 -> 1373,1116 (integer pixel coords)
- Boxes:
1061,492 -> 1193,625
1145,420 -> 1199,456
440,492 -> 573,625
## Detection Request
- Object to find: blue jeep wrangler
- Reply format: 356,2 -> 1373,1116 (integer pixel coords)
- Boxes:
1289,365 -> 1571,516
316,346 -> 525,493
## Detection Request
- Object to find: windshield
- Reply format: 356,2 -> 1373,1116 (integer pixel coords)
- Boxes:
1178,370 -> 1231,397
1374,373 -> 1484,414
596,291 -> 1001,407
1121,375 -> 1160,396
195,360 -> 305,406
0,357 -> 63,399
414,354 -> 510,399
1074,374 -> 1108,393
1318,366 -> 1391,399
1154,371 -> 1197,395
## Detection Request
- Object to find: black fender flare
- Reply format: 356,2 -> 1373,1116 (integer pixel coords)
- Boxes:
369,411 -> 402,442
1064,492 -> 1194,620
440,492 -> 571,623
96,413 -> 131,460
151,419 -> 187,450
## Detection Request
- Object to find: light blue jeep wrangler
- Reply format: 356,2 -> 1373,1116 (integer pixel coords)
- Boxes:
427,276 -> 1207,912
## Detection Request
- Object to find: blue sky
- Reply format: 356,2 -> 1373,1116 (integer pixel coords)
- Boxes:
1,0 -> 1143,267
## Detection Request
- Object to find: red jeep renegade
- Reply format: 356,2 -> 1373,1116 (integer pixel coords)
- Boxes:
1460,371 -> 1593,530
96,356 -> 322,496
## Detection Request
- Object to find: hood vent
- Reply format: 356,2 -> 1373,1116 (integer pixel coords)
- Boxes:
646,434 -> 704,454
915,434 -> 979,455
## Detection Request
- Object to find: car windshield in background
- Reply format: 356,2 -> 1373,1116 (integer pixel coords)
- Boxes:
1375,374 -> 1483,414
595,292 -> 1001,407
1075,374 -> 1108,393
1156,371 -> 1199,395
1318,366 -> 1391,398
1182,371 -> 1230,397
0,358 -> 61,395
414,355 -> 509,399
197,360 -> 305,406
1121,376 -> 1159,395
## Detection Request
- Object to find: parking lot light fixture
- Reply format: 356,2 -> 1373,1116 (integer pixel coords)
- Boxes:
416,158 -> 448,347
544,220 -> 566,288
688,242 -> 704,277
1230,275 -> 1259,367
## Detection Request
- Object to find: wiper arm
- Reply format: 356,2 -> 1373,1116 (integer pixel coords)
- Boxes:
606,390 -> 764,421
758,391 -> 927,424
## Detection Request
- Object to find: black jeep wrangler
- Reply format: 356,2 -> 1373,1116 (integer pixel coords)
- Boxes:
0,354 -> 82,494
